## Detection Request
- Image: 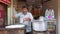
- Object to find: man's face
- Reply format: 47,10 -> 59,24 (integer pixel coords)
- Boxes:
22,8 -> 28,13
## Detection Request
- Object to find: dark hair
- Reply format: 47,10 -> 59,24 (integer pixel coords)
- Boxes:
22,5 -> 28,10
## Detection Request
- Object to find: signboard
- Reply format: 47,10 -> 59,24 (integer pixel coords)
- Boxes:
0,10 -> 4,18
1,0 -> 11,4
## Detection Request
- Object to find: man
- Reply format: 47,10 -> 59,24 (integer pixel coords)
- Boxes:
12,6 -> 33,34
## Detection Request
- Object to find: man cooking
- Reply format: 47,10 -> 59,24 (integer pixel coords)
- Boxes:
12,6 -> 33,34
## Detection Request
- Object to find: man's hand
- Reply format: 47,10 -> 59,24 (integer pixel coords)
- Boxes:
12,15 -> 16,19
24,18 -> 31,21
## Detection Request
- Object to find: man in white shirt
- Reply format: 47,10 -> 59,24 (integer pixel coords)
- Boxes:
12,6 -> 33,34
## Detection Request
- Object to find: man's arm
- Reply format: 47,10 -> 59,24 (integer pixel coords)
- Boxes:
12,13 -> 21,19
25,13 -> 33,21
29,13 -> 33,21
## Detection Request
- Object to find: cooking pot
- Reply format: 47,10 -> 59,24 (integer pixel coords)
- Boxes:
32,20 -> 48,31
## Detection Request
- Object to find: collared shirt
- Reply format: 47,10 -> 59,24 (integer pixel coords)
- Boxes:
15,12 -> 33,33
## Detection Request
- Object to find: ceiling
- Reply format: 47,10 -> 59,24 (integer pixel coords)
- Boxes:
18,0 -> 50,2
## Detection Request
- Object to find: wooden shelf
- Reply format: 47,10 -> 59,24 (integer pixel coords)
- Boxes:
46,19 -> 56,22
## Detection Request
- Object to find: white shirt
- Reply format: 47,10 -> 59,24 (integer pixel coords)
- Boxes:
15,12 -> 33,33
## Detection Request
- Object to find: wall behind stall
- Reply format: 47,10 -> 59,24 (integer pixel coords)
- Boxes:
13,0 -> 26,13
17,1 -> 26,13
43,0 -> 58,34
43,0 -> 58,19
58,0 -> 60,34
